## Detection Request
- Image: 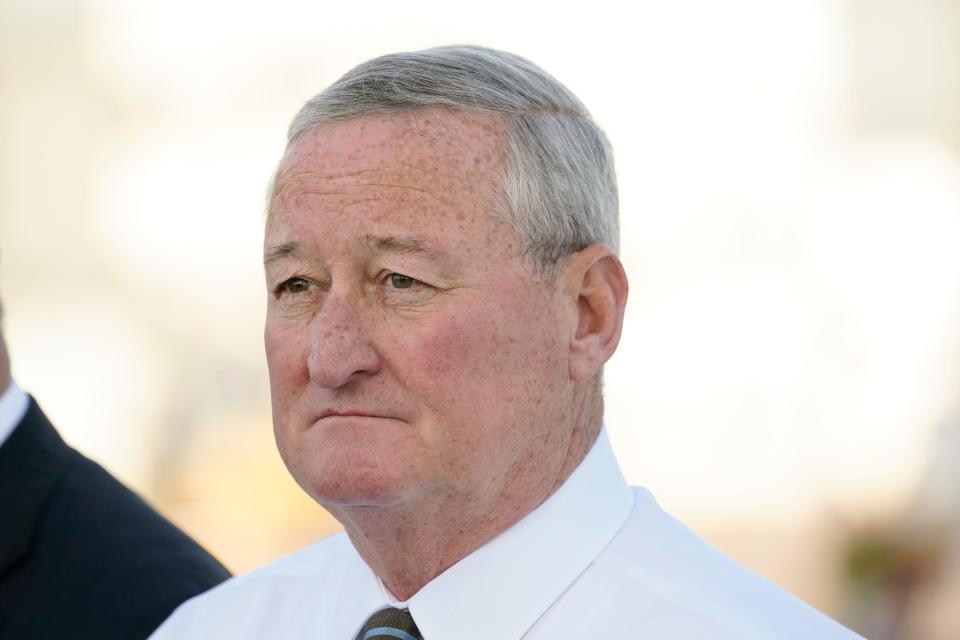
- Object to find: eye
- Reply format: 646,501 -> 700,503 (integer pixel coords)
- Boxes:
275,276 -> 312,297
378,271 -> 437,307
387,273 -> 418,289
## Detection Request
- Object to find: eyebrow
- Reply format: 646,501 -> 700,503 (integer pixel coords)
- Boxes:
362,234 -> 444,260
263,235 -> 447,266
263,241 -> 298,266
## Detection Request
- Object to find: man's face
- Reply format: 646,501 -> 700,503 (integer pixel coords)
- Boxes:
264,110 -> 579,513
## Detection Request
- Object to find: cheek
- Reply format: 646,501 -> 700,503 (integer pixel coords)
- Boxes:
264,318 -> 310,404
391,305 -> 500,384
265,321 -> 312,485
388,293 -> 567,420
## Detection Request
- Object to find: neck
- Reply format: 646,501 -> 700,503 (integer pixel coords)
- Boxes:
331,392 -> 603,601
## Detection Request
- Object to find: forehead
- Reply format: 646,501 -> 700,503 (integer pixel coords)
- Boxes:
270,110 -> 507,232
281,109 -> 506,172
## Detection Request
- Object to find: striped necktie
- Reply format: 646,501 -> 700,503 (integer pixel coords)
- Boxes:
354,607 -> 424,640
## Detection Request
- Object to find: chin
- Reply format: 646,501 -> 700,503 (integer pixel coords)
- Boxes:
274,414 -> 426,509
291,456 -> 417,509
306,477 -> 416,510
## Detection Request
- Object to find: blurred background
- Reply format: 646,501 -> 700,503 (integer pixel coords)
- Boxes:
2,0 -> 959,637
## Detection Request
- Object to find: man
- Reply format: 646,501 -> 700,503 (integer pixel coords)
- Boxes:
0,301 -> 230,638
153,46 -> 863,639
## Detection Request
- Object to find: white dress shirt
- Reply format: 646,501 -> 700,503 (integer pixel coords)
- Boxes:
151,428 -> 864,639
0,381 -> 29,449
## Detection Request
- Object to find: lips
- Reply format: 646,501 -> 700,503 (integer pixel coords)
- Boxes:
315,410 -> 399,422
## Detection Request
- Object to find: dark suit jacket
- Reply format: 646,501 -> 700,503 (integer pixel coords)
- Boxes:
0,397 -> 231,639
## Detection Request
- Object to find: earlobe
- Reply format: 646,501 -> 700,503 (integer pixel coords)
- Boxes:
566,245 -> 628,382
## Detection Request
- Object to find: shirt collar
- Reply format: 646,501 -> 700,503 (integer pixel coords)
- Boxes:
320,539 -> 391,640
0,381 -> 29,449
402,426 -> 634,640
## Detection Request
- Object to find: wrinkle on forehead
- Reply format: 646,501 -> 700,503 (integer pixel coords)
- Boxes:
268,109 -> 508,224
269,173 -> 454,228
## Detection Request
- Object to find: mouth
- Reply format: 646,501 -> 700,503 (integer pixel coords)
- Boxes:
315,410 -> 400,422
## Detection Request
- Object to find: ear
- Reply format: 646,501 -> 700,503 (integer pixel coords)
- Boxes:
564,244 -> 628,382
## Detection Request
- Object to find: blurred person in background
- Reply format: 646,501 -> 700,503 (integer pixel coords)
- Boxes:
152,46 -> 863,639
0,295 -> 230,638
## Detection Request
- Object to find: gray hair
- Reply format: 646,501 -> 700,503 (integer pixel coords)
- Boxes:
285,45 -> 619,269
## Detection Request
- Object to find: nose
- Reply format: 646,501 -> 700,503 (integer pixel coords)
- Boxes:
306,291 -> 382,388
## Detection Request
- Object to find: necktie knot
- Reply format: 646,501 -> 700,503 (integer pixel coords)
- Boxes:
354,606 -> 423,640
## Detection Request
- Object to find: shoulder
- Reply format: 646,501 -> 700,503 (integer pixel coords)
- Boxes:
0,400 -> 229,638
580,488 -> 864,640
35,450 -> 229,635
54,450 -> 229,583
149,533 -> 356,639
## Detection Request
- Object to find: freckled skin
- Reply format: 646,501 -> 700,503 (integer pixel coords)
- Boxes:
264,110 -> 604,598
